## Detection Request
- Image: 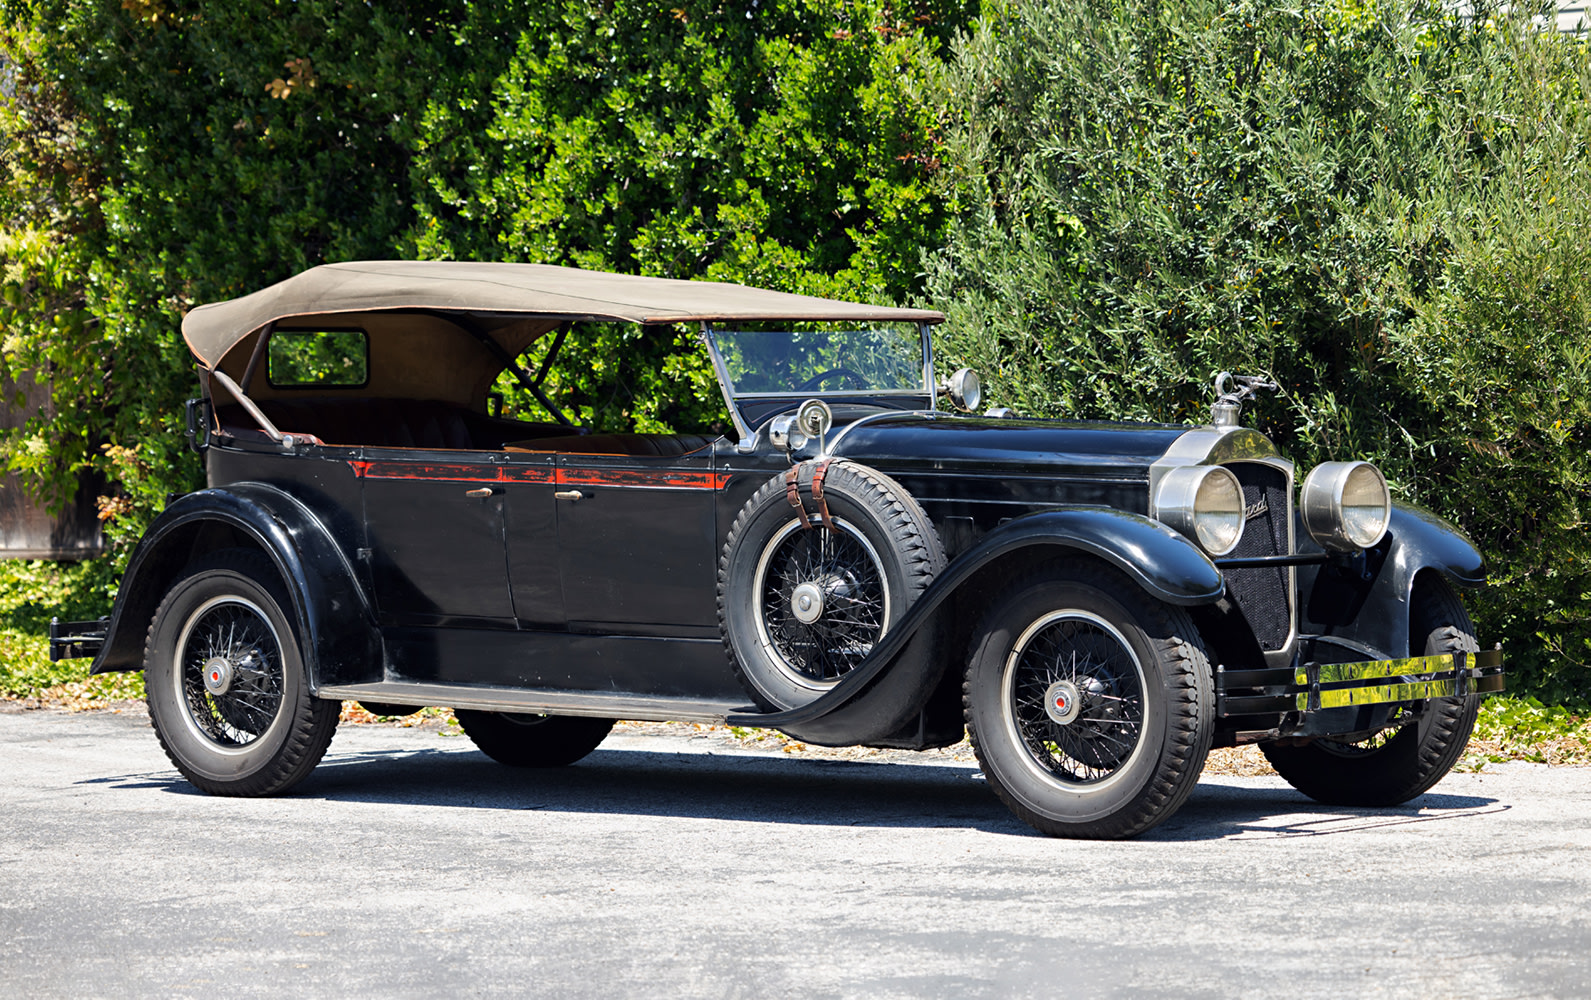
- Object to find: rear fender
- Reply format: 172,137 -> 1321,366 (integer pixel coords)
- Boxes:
1297,503 -> 1486,660
733,507 -> 1224,737
90,484 -> 379,689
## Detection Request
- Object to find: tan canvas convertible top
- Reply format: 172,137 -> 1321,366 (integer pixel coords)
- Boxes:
182,260 -> 944,369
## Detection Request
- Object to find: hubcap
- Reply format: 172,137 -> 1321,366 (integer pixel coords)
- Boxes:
791,581 -> 826,624
202,655 -> 234,696
753,518 -> 891,689
1043,679 -> 1081,725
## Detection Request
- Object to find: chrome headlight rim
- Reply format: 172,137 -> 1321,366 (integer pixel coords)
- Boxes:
943,367 -> 982,413
1153,464 -> 1246,557
1300,460 -> 1391,552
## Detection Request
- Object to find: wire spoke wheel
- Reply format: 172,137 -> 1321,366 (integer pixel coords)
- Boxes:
1004,612 -> 1146,786
754,518 -> 890,688
719,460 -> 945,740
176,597 -> 286,749
964,565 -> 1213,839
143,549 -> 339,797
1314,706 -> 1416,758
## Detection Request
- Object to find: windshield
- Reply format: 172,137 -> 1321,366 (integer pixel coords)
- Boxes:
711,324 -> 927,397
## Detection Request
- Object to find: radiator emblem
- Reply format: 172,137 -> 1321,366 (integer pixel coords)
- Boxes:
1244,496 -> 1269,519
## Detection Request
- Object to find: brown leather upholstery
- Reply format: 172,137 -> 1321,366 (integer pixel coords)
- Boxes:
216,398 -> 566,450
504,433 -> 715,457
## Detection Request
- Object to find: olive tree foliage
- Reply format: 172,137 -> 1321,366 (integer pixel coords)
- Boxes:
926,0 -> 1591,699
0,0 -> 966,573
408,1 -> 969,432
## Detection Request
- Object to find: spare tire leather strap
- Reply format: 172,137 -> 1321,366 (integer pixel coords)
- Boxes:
809,459 -> 836,532
784,466 -> 803,519
783,459 -> 837,531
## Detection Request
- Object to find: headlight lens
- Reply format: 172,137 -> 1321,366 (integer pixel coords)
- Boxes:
1300,461 -> 1390,551
946,368 -> 982,412
1154,465 -> 1245,556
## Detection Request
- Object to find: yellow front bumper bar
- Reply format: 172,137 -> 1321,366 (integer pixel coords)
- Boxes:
1294,648 -> 1505,712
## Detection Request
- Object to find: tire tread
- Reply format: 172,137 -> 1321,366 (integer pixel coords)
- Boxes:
963,562 -> 1214,839
717,461 -> 944,711
144,549 -> 338,797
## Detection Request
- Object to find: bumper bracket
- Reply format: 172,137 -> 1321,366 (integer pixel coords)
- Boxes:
49,617 -> 109,662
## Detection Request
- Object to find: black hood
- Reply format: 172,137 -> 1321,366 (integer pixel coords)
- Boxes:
828,412 -> 1191,481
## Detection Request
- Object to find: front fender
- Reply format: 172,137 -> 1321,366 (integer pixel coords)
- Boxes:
730,507 -> 1224,733
1298,503 -> 1486,660
91,484 -> 379,689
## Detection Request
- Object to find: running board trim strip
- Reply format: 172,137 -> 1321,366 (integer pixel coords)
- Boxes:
315,681 -> 756,725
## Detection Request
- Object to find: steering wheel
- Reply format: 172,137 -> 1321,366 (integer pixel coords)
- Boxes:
795,367 -> 869,391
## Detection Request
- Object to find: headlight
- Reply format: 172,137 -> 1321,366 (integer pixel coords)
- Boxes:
943,368 -> 982,412
1300,461 -> 1390,551
1154,465 -> 1245,556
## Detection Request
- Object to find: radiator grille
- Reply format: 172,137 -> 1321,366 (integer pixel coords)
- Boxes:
1223,463 -> 1293,650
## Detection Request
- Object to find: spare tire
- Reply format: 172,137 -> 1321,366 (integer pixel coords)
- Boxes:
717,460 -> 946,740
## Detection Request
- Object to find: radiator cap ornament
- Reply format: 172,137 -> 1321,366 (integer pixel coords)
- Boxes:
1211,371 -> 1279,428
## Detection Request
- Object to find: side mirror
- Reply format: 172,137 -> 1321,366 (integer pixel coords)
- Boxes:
769,399 -> 834,459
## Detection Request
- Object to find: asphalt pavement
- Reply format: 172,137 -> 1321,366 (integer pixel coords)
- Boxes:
1,706 -> 1587,999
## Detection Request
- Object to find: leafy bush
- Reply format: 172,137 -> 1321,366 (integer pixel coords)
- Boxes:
0,558 -> 111,697
410,1 -> 967,431
1464,695 -> 1591,767
0,0 -> 966,550
927,0 -> 1591,701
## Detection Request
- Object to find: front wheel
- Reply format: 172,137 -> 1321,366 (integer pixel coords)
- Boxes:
455,711 -> 614,767
1260,577 -> 1481,806
964,563 -> 1215,839
144,550 -> 339,796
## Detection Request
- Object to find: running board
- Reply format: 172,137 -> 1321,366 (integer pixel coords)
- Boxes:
316,681 -> 757,725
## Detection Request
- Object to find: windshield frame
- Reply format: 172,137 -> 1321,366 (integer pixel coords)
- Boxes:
700,321 -> 938,444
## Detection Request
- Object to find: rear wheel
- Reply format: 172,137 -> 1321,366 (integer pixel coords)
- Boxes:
1261,577 -> 1480,806
964,563 -> 1214,839
144,550 -> 338,796
455,710 -> 614,767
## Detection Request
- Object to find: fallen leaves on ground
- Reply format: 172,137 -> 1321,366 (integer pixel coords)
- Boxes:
338,702 -> 458,730
8,684 -> 1588,777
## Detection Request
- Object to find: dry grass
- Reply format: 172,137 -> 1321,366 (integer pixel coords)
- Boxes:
1202,745 -> 1278,776
337,702 -> 459,730
9,670 -> 145,713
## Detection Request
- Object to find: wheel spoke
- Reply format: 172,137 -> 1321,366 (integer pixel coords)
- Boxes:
758,520 -> 889,683
1006,613 -> 1145,785
178,600 -> 285,748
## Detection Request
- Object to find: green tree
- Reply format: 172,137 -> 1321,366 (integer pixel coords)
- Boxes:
2,0 -> 472,561
928,0 -> 1591,699
410,0 -> 968,431
0,0 -> 967,559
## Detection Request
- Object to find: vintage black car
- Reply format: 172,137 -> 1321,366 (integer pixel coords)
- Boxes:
52,261 -> 1503,838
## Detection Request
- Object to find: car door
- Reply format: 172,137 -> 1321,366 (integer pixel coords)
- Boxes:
499,451 -> 564,626
549,445 -> 723,631
358,450 -> 516,624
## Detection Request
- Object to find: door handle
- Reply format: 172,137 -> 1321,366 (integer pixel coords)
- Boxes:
554,490 -> 584,501
464,487 -> 497,498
